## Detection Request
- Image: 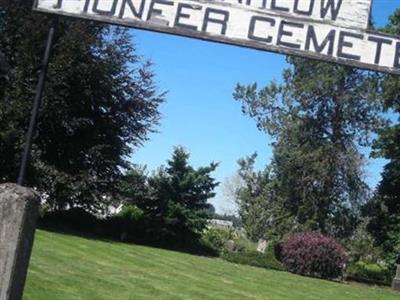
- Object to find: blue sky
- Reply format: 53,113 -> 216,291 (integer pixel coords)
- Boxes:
130,1 -> 400,213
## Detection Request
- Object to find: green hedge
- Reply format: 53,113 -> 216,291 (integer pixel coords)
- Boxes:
200,227 -> 234,254
346,262 -> 392,285
222,250 -> 284,271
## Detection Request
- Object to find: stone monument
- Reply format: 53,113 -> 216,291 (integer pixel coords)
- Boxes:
392,265 -> 400,291
257,239 -> 268,254
0,183 -> 40,300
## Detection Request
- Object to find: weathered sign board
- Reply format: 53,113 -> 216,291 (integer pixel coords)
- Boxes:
33,0 -> 400,74
234,0 -> 372,29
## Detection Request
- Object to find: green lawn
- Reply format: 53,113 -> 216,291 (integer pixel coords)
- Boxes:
25,230 -> 400,300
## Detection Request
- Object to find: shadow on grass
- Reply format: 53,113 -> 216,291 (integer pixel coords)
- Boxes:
36,223 -> 219,258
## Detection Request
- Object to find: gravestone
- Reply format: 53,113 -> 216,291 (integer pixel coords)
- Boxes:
225,240 -> 236,252
0,183 -> 40,300
257,239 -> 268,254
392,265 -> 400,291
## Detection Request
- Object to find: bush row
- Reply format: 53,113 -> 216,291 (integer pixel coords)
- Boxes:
201,227 -> 284,271
346,261 -> 392,285
41,208 -> 390,284
38,207 -> 215,254
222,248 -> 284,271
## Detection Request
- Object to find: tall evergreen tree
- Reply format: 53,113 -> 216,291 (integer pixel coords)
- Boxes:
367,9 -> 400,268
0,0 -> 165,211
121,147 -> 219,244
234,57 -> 384,238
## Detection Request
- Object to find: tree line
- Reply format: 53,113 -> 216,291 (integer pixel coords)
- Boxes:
1,0 -> 219,247
233,9 -> 400,271
1,0 -> 400,273
0,0 -> 164,211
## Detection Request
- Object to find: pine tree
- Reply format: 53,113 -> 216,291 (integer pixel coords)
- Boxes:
367,9 -> 400,269
234,57 -> 384,238
121,147 -> 219,244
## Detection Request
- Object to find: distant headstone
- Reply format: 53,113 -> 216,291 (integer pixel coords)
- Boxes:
120,232 -> 128,242
225,240 -> 236,253
0,183 -> 40,300
257,239 -> 268,254
392,265 -> 400,291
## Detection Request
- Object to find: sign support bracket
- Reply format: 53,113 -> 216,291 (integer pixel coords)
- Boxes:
17,18 -> 57,186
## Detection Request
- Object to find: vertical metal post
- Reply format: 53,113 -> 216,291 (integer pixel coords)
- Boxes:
17,20 -> 56,186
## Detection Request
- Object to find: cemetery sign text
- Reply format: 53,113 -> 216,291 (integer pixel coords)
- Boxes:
34,0 -> 400,74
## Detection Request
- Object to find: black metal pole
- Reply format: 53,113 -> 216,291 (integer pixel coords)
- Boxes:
17,21 -> 56,186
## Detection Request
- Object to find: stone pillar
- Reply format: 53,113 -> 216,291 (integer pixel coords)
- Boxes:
392,265 -> 400,291
0,183 -> 40,300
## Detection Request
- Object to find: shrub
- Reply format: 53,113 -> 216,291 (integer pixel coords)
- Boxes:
222,250 -> 284,271
200,227 -> 234,254
234,237 -> 256,253
273,240 -> 283,262
39,208 -> 100,233
346,261 -> 392,285
222,238 -> 284,271
347,219 -> 383,263
105,205 -> 146,241
281,232 -> 347,280
116,205 -> 145,222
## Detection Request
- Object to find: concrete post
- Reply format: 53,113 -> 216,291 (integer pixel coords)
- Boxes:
392,265 -> 400,291
0,183 -> 40,300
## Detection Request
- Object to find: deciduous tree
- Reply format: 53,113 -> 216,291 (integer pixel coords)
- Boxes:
0,0 -> 165,211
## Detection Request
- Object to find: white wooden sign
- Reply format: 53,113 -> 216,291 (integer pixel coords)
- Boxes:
33,0 -> 400,75
232,0 -> 372,30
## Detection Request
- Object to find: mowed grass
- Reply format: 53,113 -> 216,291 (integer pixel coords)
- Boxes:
25,230 -> 400,300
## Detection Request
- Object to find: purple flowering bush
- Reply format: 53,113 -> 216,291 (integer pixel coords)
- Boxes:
281,232 -> 347,280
